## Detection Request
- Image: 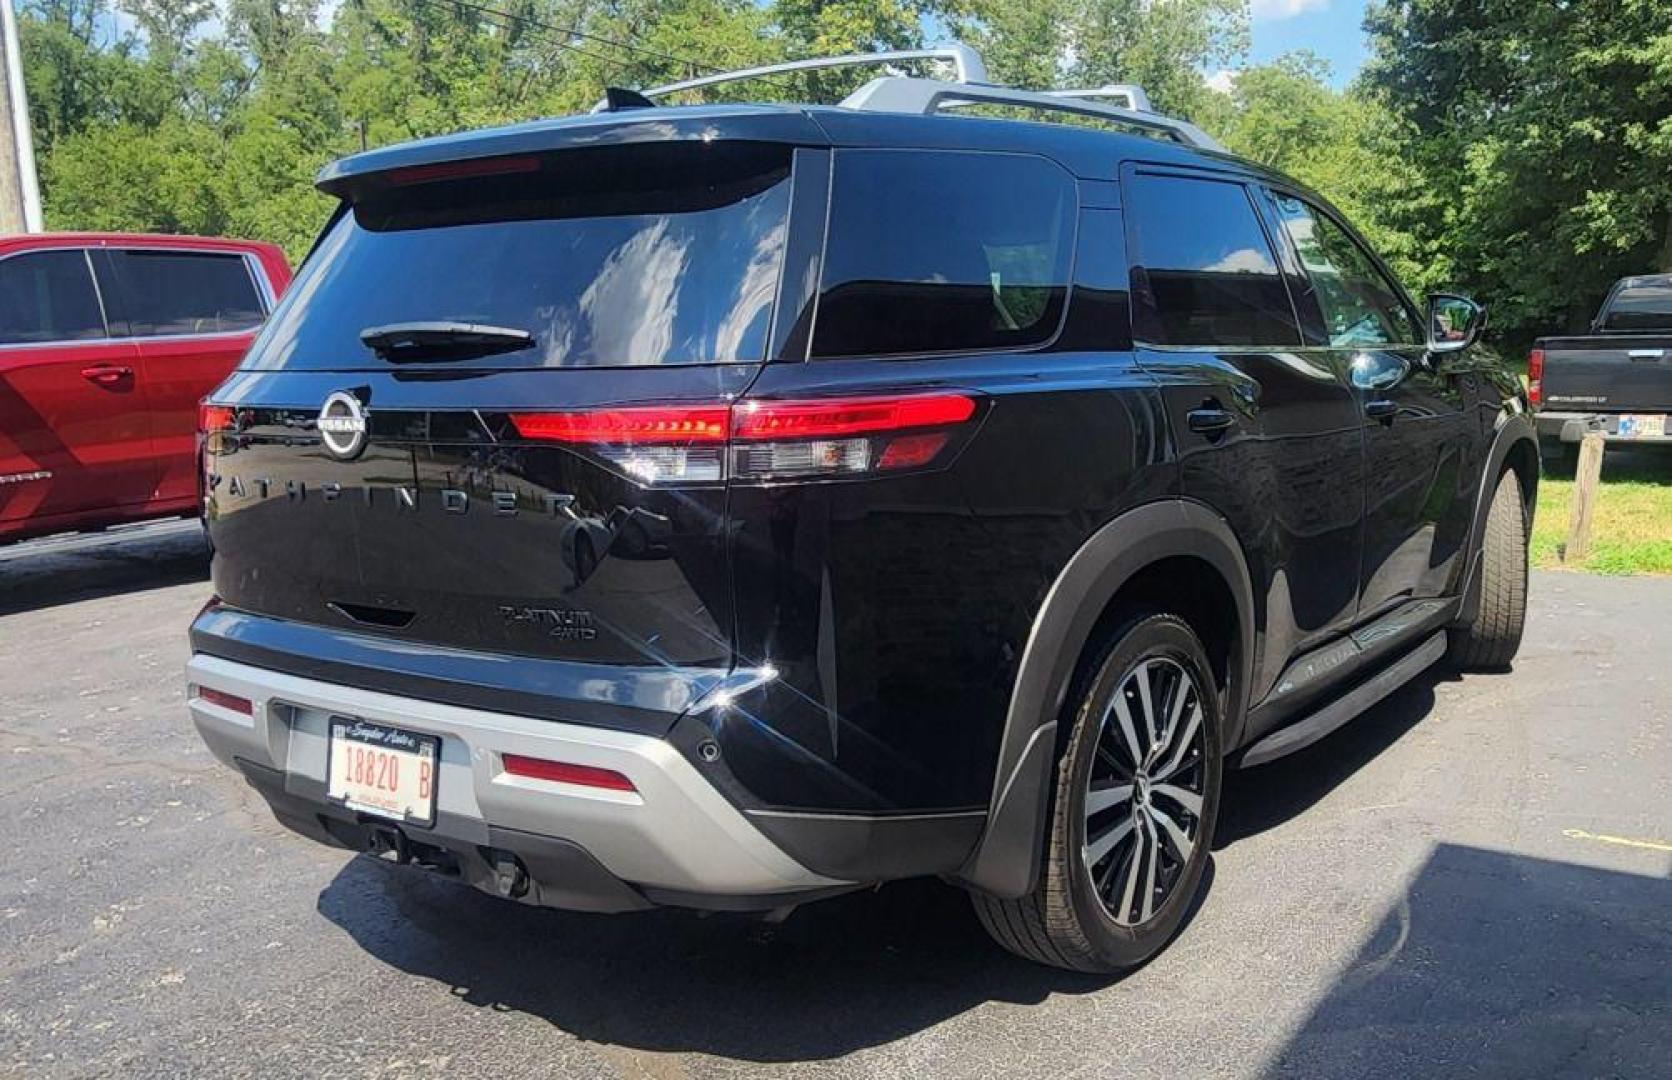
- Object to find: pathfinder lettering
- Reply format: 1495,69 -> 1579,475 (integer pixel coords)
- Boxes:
209,475 -> 578,517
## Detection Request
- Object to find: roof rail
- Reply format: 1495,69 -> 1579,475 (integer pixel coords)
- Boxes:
1046,84 -> 1154,113
842,77 -> 1224,152
637,44 -> 988,102
597,42 -> 1224,153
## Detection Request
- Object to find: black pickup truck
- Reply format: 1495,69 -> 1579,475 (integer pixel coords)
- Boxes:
1533,274 -> 1672,453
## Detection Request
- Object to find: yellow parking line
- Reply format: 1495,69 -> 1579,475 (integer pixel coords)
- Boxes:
1562,828 -> 1672,854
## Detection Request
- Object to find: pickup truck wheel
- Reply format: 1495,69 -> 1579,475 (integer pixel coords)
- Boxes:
1447,471 -> 1528,671
971,613 -> 1222,973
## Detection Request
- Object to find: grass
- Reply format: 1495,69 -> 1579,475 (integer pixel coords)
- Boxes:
1531,445 -> 1672,575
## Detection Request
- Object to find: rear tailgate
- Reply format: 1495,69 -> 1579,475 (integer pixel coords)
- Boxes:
200,134 -> 824,705
1539,335 -> 1672,414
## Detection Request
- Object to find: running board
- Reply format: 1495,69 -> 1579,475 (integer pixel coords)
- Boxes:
1238,631 -> 1447,768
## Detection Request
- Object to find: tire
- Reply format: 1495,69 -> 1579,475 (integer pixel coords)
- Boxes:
1447,470 -> 1528,671
972,613 -> 1223,973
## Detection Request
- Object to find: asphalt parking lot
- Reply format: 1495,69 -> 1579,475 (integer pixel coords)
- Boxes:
2,523 -> 1668,1079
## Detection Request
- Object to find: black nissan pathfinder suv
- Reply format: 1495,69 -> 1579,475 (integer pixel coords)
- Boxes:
187,46 -> 1537,973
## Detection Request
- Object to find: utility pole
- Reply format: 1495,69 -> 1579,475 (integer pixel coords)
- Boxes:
0,0 -> 44,234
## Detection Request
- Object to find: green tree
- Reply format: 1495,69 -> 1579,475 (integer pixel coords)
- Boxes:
1363,0 -> 1672,343
952,0 -> 1248,116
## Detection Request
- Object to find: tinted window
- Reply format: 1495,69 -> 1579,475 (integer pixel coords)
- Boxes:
247,142 -> 792,371
0,251 -> 106,345
1269,193 -> 1418,347
1602,280 -> 1672,331
811,150 -> 1074,358
106,250 -> 265,337
1126,174 -> 1297,348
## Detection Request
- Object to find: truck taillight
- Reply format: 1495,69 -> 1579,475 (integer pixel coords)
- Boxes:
508,394 -> 979,485
1527,348 -> 1544,408
198,402 -> 235,434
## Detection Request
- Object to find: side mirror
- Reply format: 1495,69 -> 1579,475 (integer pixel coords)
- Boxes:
1427,293 -> 1485,355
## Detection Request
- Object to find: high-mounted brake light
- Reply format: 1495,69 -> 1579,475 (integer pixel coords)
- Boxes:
1527,348 -> 1545,408
502,754 -> 637,793
386,155 -> 540,187
507,393 -> 979,485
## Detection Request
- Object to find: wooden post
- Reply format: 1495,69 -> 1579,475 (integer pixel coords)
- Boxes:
1562,432 -> 1606,563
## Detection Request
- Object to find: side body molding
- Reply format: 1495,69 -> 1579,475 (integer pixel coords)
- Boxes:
955,499 -> 1256,899
1452,411 -> 1538,627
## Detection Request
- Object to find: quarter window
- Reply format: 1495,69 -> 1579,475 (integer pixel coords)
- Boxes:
1268,194 -> 1418,348
1125,174 -> 1299,348
103,250 -> 266,338
0,251 -> 107,345
811,150 -> 1075,358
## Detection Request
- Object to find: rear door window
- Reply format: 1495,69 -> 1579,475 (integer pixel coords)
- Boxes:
0,250 -> 107,345
810,150 -> 1075,358
246,142 -> 794,371
1267,193 -> 1419,348
1125,173 -> 1299,349
102,250 -> 266,338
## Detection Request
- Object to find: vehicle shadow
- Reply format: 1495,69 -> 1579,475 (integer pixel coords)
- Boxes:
1216,668 -> 1455,849
1268,843 -> 1672,1076
317,860 -> 1125,1062
0,520 -> 208,617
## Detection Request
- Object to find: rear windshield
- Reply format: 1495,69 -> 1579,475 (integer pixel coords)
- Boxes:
245,143 -> 793,371
1602,280 -> 1672,332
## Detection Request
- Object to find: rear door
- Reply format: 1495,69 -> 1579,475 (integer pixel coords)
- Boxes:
1122,168 -> 1365,701
1262,189 -> 1478,613
203,139 -> 811,670
97,247 -> 271,505
0,248 -> 149,526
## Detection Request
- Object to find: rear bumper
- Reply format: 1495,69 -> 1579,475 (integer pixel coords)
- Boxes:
1536,411 -> 1672,444
187,653 -> 849,911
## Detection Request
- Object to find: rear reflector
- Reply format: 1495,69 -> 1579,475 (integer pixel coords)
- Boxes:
502,754 -> 637,793
1527,348 -> 1544,408
508,393 -> 978,484
197,686 -> 253,715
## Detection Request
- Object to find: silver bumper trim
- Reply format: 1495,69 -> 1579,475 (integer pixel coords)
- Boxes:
186,653 -> 844,896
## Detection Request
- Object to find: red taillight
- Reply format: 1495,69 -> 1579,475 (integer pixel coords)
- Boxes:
507,393 -> 978,484
197,686 -> 252,715
502,754 -> 637,793
199,402 -> 235,434
731,394 -> 976,440
1527,348 -> 1545,408
386,155 -> 540,187
509,407 -> 729,444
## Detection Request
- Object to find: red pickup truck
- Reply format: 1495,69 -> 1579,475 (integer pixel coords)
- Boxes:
0,233 -> 290,545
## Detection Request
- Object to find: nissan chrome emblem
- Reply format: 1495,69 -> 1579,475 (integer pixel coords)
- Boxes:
317,391 -> 368,460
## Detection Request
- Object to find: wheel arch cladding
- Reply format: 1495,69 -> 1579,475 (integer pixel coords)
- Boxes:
1454,414 -> 1538,628
954,499 -> 1255,900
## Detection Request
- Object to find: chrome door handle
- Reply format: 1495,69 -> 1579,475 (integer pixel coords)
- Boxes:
1365,399 -> 1398,422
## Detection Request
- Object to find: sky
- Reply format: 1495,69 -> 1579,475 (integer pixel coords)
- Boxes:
1245,0 -> 1372,88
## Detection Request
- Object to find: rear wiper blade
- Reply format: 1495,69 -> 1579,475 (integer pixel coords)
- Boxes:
360,321 -> 535,362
